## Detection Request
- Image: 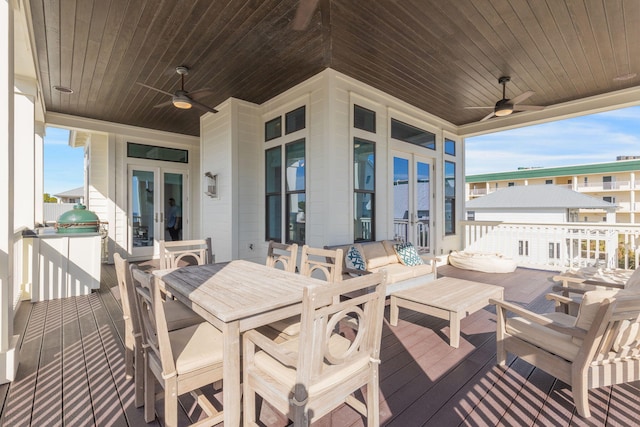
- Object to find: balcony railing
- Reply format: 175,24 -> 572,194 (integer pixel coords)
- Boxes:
575,181 -> 631,191
462,220 -> 640,270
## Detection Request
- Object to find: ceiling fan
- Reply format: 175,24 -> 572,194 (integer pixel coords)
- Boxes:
136,66 -> 218,113
466,76 -> 544,121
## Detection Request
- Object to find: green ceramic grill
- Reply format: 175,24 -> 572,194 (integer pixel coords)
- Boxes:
56,203 -> 100,233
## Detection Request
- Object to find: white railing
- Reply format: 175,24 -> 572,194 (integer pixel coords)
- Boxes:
461,220 -> 640,271
575,181 -> 631,191
393,220 -> 430,250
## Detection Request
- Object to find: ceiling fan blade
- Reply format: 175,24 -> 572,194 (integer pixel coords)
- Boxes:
153,99 -> 174,109
136,82 -> 173,97
510,90 -> 534,105
188,88 -> 215,100
292,0 -> 320,30
464,106 -> 494,109
190,99 -> 218,114
515,105 -> 545,111
480,111 -> 495,122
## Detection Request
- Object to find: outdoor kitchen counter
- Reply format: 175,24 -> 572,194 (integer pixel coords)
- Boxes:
22,227 -> 102,301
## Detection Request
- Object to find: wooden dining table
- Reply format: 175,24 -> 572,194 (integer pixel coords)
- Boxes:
152,259 -> 327,426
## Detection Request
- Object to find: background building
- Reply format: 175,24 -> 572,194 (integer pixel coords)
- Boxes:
466,157 -> 640,223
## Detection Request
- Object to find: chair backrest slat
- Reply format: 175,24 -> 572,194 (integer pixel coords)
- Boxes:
130,265 -> 176,376
266,241 -> 298,272
159,237 -> 213,269
299,245 -> 343,282
295,271 -> 387,396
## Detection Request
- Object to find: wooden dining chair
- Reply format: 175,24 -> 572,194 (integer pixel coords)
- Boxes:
243,271 -> 387,426
491,290 -> 640,418
113,253 -> 203,408
159,237 -> 213,269
267,245 -> 344,340
130,264 -> 225,427
265,240 -> 298,272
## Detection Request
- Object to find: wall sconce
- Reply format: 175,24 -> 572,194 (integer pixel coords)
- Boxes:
204,172 -> 218,198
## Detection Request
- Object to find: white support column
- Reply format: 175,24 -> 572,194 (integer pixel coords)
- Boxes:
630,172 -> 636,224
14,77 -> 37,230
34,123 -> 45,225
0,0 -> 19,383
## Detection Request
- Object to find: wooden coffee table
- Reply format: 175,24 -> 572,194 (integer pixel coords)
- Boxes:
390,277 -> 504,348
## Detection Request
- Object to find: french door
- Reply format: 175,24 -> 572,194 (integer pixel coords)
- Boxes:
128,165 -> 187,258
392,153 -> 433,252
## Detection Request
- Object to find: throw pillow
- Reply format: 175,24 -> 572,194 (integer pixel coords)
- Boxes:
393,242 -> 424,267
345,245 -> 367,274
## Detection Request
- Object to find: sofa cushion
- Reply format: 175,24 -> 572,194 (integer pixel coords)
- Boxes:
363,242 -> 398,269
393,242 -> 424,267
345,244 -> 367,273
369,263 -> 415,284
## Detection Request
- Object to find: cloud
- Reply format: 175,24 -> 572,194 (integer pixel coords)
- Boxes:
466,106 -> 640,174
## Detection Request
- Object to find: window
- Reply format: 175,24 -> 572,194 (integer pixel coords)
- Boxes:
545,179 -> 552,184
265,117 -> 282,141
603,196 -> 616,204
391,119 -> 435,150
354,138 -> 375,241
603,175 -> 613,190
127,142 -> 188,163
354,105 -> 376,133
444,138 -> 456,156
518,240 -> 529,256
508,182 -> 515,187
467,211 -> 475,221
549,242 -> 561,259
285,140 -> 306,244
265,147 -> 282,241
285,106 -> 305,134
445,161 -> 456,235
265,106 -> 307,243
265,141 -> 306,244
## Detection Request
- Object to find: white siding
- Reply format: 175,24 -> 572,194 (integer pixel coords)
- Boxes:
200,68 -> 464,262
201,104 -> 234,262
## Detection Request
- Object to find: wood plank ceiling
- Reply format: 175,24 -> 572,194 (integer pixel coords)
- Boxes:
28,0 -> 640,136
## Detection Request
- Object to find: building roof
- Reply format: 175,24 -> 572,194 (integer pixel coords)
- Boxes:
466,185 -> 617,210
53,187 -> 84,198
466,159 -> 640,183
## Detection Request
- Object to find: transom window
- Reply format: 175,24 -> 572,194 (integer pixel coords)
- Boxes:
444,138 -> 456,156
391,119 -> 435,150
354,105 -> 376,133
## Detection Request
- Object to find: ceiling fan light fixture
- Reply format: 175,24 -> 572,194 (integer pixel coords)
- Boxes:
494,106 -> 513,116
172,95 -> 192,109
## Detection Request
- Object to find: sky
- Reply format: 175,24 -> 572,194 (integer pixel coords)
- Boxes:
465,105 -> 640,175
43,127 -> 83,196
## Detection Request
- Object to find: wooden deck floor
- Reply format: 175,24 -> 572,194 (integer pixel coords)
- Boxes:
1,263 -> 638,426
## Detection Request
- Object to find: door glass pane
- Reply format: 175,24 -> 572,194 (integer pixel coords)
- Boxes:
416,161 -> 430,250
164,173 -> 184,241
393,157 -> 409,242
132,170 -> 155,247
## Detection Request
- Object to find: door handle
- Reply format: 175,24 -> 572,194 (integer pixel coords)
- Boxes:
155,213 -> 158,223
